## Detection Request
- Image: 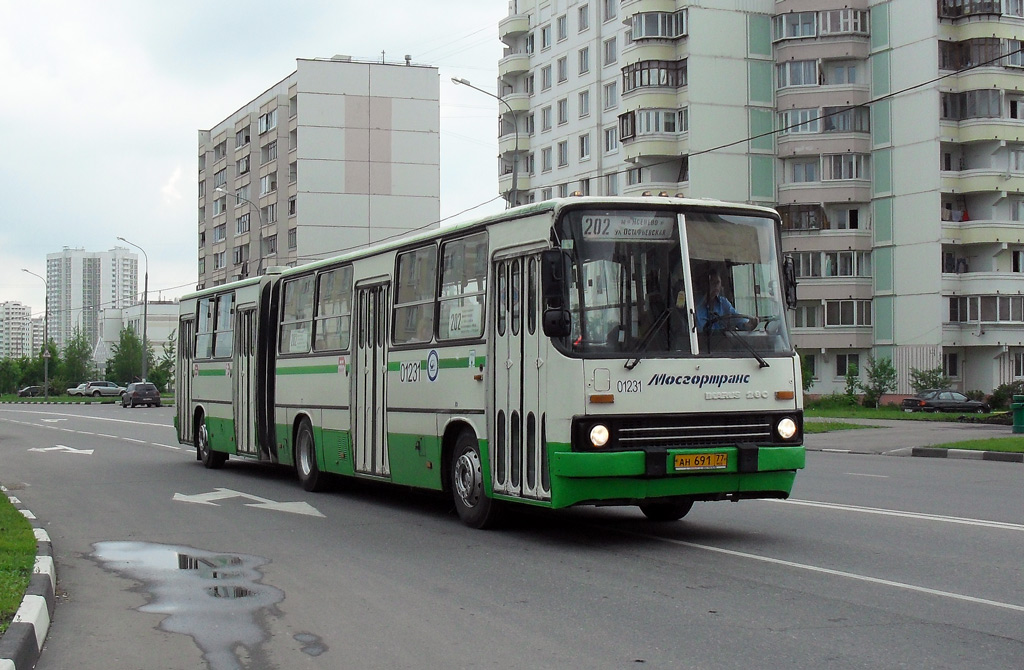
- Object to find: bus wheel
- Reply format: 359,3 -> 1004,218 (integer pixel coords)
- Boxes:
451,430 -> 499,529
295,420 -> 326,492
639,499 -> 693,522
197,416 -> 227,469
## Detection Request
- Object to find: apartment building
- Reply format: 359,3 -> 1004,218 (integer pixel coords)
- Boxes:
0,301 -> 34,359
498,0 -> 1024,394
45,247 -> 138,354
197,56 -> 441,289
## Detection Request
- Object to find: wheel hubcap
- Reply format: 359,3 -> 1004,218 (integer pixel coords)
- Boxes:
453,449 -> 482,508
299,434 -> 312,476
198,424 -> 209,457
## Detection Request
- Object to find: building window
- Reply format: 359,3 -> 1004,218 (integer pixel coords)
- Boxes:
825,300 -> 872,326
836,353 -> 859,378
943,352 -> 959,378
794,301 -> 819,327
263,235 -> 277,256
213,224 -> 226,242
627,167 -> 643,186
631,10 -> 688,39
803,353 -> 818,379
233,245 -> 248,266
288,228 -> 297,250
541,65 -> 552,90
824,251 -> 871,277
262,203 -> 277,224
819,9 -> 869,35
236,214 -> 250,235
823,153 -> 869,180
1014,351 -> 1024,378
541,147 -> 552,172
235,126 -> 251,147
578,4 -> 589,31
779,109 -> 819,135
622,59 -> 687,92
260,173 -> 277,195
604,126 -> 618,153
602,0 -> 616,22
541,106 -> 552,131
557,98 -> 568,124
541,24 -> 551,50
236,155 -> 250,175
789,159 -> 819,183
557,14 -> 567,41
213,141 -> 227,161
579,47 -> 590,74
288,196 -> 296,216
777,60 -> 818,88
212,197 -> 227,215
557,56 -> 568,82
579,133 -> 591,160
791,252 -> 822,277
261,141 -> 278,164
772,12 -> 816,41
606,172 -> 618,195
213,251 -> 226,270
603,82 -> 618,109
825,62 -> 859,85
541,188 -> 552,201
823,106 -> 870,133
258,109 -> 277,135
214,169 -> 227,188
579,90 -> 590,118
557,141 -> 568,167
603,37 -> 617,66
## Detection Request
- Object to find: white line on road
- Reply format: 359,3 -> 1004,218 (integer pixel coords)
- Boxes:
152,443 -> 182,450
845,473 -> 889,478
97,434 -> 116,439
771,498 -> 1024,532
615,529 -> 1024,613
123,438 -> 146,444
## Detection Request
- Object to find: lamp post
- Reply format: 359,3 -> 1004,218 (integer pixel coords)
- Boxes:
117,237 -> 148,382
21,268 -> 49,401
452,77 -> 520,208
215,186 -> 266,275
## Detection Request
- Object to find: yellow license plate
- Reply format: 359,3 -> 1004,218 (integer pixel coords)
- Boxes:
673,453 -> 728,471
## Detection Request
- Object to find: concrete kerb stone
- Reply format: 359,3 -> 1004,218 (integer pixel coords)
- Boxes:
911,447 -> 1024,463
0,487 -> 56,670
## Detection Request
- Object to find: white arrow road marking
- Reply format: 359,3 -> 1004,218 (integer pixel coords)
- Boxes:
28,444 -> 94,455
40,418 -> 67,423
173,487 -> 324,517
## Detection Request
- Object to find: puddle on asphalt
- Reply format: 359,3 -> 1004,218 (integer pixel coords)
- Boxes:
92,541 -> 287,670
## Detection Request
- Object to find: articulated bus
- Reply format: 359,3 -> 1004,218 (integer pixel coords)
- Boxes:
175,196 -> 804,528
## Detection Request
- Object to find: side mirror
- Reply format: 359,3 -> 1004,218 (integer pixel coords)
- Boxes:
541,248 -> 572,337
783,255 -> 798,309
543,308 -> 572,337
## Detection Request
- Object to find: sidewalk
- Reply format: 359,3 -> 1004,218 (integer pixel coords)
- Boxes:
804,417 -> 1022,462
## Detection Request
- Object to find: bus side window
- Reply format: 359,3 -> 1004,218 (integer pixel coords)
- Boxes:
438,232 -> 487,340
394,245 -> 438,344
213,293 -> 234,358
314,266 -> 353,351
196,297 -> 214,359
279,275 -> 314,354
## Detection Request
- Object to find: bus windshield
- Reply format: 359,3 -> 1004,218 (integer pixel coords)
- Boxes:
553,208 -> 792,358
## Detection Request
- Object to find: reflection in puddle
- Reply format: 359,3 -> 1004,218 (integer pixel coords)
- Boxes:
93,541 -> 285,670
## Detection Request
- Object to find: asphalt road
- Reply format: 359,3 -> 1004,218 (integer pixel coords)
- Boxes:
1,404 -> 1021,670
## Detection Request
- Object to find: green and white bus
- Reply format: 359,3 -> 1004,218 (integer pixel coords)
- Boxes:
175,196 -> 804,527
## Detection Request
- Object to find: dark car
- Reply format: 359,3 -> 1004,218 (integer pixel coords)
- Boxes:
902,389 -> 990,413
122,382 -> 161,408
17,386 -> 42,397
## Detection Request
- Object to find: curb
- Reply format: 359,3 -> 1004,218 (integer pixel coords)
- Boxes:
911,447 -> 1024,463
0,488 -> 55,670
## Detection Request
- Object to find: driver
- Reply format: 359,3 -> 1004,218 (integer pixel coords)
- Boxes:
696,268 -> 758,332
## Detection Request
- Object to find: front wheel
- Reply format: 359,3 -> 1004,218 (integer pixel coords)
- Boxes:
639,499 -> 694,522
197,416 -> 227,469
295,420 -> 327,492
450,430 -> 500,529
92,390 -> 101,397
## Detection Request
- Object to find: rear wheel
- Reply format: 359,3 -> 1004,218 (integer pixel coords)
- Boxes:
450,430 -> 500,529
295,420 -> 327,492
197,415 -> 227,469
639,499 -> 694,522
92,390 -> 101,397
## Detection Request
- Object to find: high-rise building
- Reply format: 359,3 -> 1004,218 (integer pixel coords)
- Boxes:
197,56 -> 441,289
498,0 -> 1024,394
46,246 -> 138,353
0,301 -> 34,359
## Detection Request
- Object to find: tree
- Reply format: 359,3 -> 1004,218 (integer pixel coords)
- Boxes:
843,361 -> 860,400
60,327 -> 94,387
860,356 -> 898,408
0,357 -> 22,394
106,325 -> 145,384
148,329 -> 177,393
908,365 -> 951,393
800,353 -> 815,392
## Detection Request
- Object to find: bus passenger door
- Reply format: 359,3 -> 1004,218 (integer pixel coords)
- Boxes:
234,307 -> 259,456
491,255 -> 550,501
176,317 -> 195,444
353,283 -> 391,477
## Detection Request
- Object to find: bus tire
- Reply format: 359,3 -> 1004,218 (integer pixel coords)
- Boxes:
451,430 -> 500,529
639,499 -> 693,522
197,415 -> 227,469
295,419 -> 326,492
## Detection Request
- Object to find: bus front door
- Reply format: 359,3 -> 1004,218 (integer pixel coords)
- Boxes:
176,317 -> 194,444
353,283 -> 391,477
234,307 -> 259,457
491,255 -> 550,502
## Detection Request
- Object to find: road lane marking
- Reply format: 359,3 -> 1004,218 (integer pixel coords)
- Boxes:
97,434 -> 117,439
614,529 -> 1024,613
153,443 -> 182,450
123,438 -> 146,444
772,499 -> 1024,532
845,473 -> 889,478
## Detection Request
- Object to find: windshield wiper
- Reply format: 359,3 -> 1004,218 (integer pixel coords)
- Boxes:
624,308 -> 672,370
704,314 -> 769,368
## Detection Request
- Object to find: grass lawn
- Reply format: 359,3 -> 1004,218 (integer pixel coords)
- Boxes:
804,421 -> 878,434
0,493 -> 36,635
930,437 -> 1024,452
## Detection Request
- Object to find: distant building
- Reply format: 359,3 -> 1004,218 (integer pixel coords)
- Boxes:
96,302 -> 179,375
197,56 -> 441,288
46,246 -> 138,354
0,301 -> 34,358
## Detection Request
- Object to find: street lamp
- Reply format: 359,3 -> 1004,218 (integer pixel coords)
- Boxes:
21,268 -> 49,401
215,186 -> 267,275
452,77 -> 520,208
117,237 -> 148,382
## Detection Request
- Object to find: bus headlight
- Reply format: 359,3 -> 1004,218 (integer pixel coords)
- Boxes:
589,424 -> 610,448
776,417 -> 797,440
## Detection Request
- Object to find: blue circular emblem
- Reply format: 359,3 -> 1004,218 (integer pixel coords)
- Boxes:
427,349 -> 440,382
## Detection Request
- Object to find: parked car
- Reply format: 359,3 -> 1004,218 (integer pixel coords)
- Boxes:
17,386 -> 42,397
902,389 -> 990,413
121,382 -> 161,408
69,381 -> 126,398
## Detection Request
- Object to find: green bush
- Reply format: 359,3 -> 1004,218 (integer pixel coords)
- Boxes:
989,380 -> 1024,410
807,393 -> 861,410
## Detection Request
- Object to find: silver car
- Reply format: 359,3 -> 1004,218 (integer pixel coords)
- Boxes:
79,381 -> 126,398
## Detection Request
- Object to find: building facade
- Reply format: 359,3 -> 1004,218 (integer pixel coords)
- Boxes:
45,247 -> 138,354
0,301 -> 34,359
197,56 -> 441,288
498,0 -> 1024,394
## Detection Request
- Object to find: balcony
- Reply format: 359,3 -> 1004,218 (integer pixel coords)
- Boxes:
498,169 -> 530,193
941,168 -> 1016,195
622,0 -> 679,12
499,14 -> 531,41
942,218 -> 1024,245
502,92 -> 532,113
499,51 -> 530,79
622,135 -> 685,162
498,132 -> 530,155
621,41 -> 682,64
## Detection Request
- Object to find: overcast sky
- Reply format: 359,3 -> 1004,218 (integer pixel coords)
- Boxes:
0,0 -> 508,315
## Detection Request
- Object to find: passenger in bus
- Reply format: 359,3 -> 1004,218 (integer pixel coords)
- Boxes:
696,268 -> 758,332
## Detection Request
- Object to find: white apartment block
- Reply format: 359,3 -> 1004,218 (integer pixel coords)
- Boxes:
198,56 -> 441,288
499,0 -> 1024,395
46,246 -> 138,354
0,301 -> 34,359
